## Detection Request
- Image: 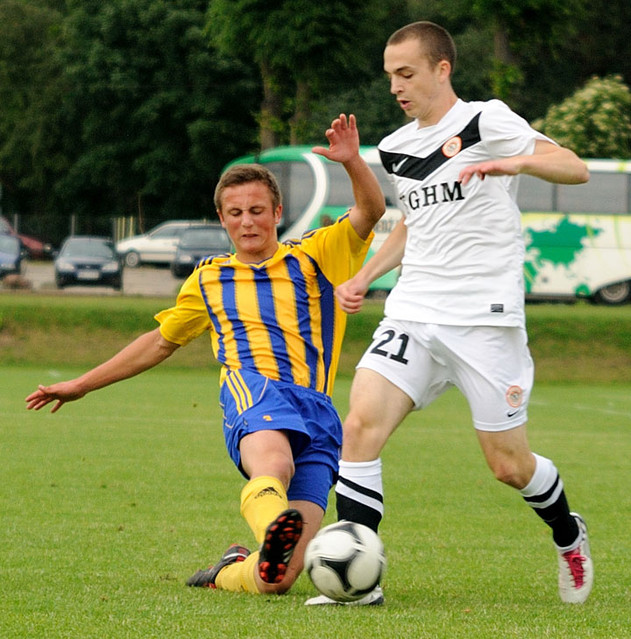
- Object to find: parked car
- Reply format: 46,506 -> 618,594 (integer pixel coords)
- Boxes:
0,215 -> 53,260
0,233 -> 23,278
116,220 -> 208,268
171,225 -> 231,278
55,236 -> 123,290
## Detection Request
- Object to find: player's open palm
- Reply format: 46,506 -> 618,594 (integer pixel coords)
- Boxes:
312,114 -> 359,165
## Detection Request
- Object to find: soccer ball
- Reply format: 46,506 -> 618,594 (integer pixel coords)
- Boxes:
304,521 -> 386,602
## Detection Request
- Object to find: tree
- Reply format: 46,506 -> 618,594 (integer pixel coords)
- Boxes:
207,0 -> 399,148
534,75 -> 631,159
53,0 -> 258,231
0,0 -> 67,223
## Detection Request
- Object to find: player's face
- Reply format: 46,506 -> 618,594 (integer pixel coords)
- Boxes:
384,38 -> 448,125
217,181 -> 282,263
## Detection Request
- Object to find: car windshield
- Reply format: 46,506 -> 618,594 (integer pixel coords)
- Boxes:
179,228 -> 229,250
62,239 -> 115,259
0,234 -> 19,252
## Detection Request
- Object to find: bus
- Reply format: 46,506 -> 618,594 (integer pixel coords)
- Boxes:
225,148 -> 631,304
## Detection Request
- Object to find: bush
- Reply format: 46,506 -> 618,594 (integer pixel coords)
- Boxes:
533,75 -> 631,158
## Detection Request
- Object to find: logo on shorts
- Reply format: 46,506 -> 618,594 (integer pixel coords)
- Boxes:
506,385 -> 523,408
263,414 -> 273,421
442,136 -> 462,158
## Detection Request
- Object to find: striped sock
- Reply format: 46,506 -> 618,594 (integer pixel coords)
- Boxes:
335,459 -> 384,533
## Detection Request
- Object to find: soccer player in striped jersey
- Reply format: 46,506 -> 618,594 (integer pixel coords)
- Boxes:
306,22 -> 593,606
25,114 -> 386,596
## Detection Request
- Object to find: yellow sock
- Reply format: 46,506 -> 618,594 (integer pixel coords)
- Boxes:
240,475 -> 288,545
214,551 -> 260,593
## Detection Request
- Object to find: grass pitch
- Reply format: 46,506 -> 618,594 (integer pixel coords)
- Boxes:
2,366 -> 630,638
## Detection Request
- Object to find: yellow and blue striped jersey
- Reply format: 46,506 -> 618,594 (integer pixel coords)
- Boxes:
155,214 -> 372,396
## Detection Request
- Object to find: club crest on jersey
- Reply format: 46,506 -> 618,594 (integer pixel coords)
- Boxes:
442,136 -> 462,158
505,385 -> 524,408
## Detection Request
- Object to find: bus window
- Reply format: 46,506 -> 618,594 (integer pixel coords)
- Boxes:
326,163 -> 399,208
265,160 -> 315,231
519,171 -> 631,215
518,176 -> 555,211
556,172 -> 629,214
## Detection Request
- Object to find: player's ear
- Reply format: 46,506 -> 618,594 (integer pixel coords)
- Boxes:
274,204 -> 283,224
437,59 -> 451,82
216,209 -> 227,228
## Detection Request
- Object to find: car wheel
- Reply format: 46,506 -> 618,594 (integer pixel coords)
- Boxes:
593,281 -> 631,305
124,251 -> 141,268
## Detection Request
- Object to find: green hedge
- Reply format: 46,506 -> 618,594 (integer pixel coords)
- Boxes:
1,292 -> 630,382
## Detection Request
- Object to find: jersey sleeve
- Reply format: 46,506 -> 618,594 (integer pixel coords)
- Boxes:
300,213 -> 373,286
481,100 -> 555,158
154,273 -> 212,346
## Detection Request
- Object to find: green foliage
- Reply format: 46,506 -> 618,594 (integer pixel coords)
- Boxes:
1,294 -> 630,383
207,0 -> 404,146
55,0 -> 258,226
534,75 -> 631,158
2,0 -> 631,241
0,1 -> 67,213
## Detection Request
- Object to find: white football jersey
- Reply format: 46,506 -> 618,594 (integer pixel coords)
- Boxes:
379,99 -> 553,328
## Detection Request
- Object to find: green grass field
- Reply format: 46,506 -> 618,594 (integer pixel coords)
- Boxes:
2,368 -> 631,638
1,294 -> 631,637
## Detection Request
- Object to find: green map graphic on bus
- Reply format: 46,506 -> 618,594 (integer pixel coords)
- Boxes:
523,215 -> 603,295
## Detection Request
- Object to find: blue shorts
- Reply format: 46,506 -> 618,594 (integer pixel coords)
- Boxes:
219,369 -> 342,511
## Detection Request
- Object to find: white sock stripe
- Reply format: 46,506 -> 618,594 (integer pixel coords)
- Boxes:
520,453 -> 558,498
524,478 -> 564,509
336,482 -> 385,516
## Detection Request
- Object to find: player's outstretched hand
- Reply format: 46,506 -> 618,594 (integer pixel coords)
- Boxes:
25,381 -> 86,413
312,114 -> 359,165
335,274 -> 369,314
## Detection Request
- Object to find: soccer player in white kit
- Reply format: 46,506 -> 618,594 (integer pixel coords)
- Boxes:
306,21 -> 593,606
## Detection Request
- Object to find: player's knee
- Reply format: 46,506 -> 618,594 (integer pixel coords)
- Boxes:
343,411 -> 373,439
488,456 -> 529,488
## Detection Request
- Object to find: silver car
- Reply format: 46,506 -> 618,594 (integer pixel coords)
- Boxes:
116,220 -> 207,268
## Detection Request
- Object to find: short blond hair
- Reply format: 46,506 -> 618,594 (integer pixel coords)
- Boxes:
214,164 -> 282,212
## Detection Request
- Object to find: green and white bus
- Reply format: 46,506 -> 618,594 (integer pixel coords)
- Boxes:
225,148 -> 631,304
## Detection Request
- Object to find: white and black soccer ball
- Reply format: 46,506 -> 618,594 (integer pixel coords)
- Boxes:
304,520 -> 386,602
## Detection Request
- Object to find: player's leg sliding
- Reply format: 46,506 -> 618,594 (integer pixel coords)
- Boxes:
520,453 -> 593,603
187,476 -> 303,593
305,459 -> 385,606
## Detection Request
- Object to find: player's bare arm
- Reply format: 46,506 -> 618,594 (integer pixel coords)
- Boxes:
459,140 -> 589,186
312,114 -> 385,240
25,328 -> 180,413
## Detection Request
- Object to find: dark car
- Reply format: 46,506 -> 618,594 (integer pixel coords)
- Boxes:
171,225 -> 231,278
55,236 -> 123,290
0,233 -> 23,278
0,215 -> 53,260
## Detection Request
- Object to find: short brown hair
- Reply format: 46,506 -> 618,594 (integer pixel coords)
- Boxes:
214,164 -> 282,212
387,21 -> 456,72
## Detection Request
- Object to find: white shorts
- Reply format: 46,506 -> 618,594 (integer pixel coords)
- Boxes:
356,319 -> 534,432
